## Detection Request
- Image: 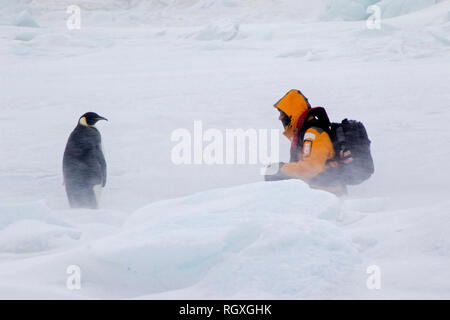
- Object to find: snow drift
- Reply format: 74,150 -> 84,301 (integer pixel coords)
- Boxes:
0,181 -> 362,299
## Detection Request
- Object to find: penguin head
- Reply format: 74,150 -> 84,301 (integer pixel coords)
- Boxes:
79,112 -> 108,127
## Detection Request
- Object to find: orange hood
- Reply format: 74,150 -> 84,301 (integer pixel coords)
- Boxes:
274,89 -> 311,140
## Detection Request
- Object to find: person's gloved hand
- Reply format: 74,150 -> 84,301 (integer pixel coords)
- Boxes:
264,162 -> 289,181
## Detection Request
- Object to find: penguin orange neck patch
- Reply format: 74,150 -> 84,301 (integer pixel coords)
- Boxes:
79,116 -> 97,127
79,117 -> 88,126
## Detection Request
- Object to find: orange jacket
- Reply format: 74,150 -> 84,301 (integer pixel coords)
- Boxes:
281,127 -> 337,183
274,90 -> 337,184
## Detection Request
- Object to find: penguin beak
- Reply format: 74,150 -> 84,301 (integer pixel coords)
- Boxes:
96,116 -> 108,121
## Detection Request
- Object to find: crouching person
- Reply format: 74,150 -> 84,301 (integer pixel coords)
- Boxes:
265,89 -> 347,197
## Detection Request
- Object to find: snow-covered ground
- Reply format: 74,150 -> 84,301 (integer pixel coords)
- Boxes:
0,0 -> 449,299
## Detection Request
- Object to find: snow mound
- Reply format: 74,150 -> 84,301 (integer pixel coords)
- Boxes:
74,180 -> 360,299
0,220 -> 81,254
0,201 -> 65,230
14,31 -> 39,41
323,0 -> 441,21
0,202 -> 79,253
194,19 -> 240,41
327,0 -> 378,20
376,0 -> 441,19
13,10 -> 39,27
0,201 -> 127,256
0,182 -> 360,298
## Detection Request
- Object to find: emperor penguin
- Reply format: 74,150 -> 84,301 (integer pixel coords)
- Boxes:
63,112 -> 108,209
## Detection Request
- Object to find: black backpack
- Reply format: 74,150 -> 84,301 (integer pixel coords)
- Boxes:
329,119 -> 374,185
292,107 -> 374,186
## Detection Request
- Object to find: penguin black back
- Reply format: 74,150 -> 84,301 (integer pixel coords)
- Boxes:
63,112 -> 107,209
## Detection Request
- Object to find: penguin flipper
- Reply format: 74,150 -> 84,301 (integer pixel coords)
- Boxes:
95,142 -> 107,188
